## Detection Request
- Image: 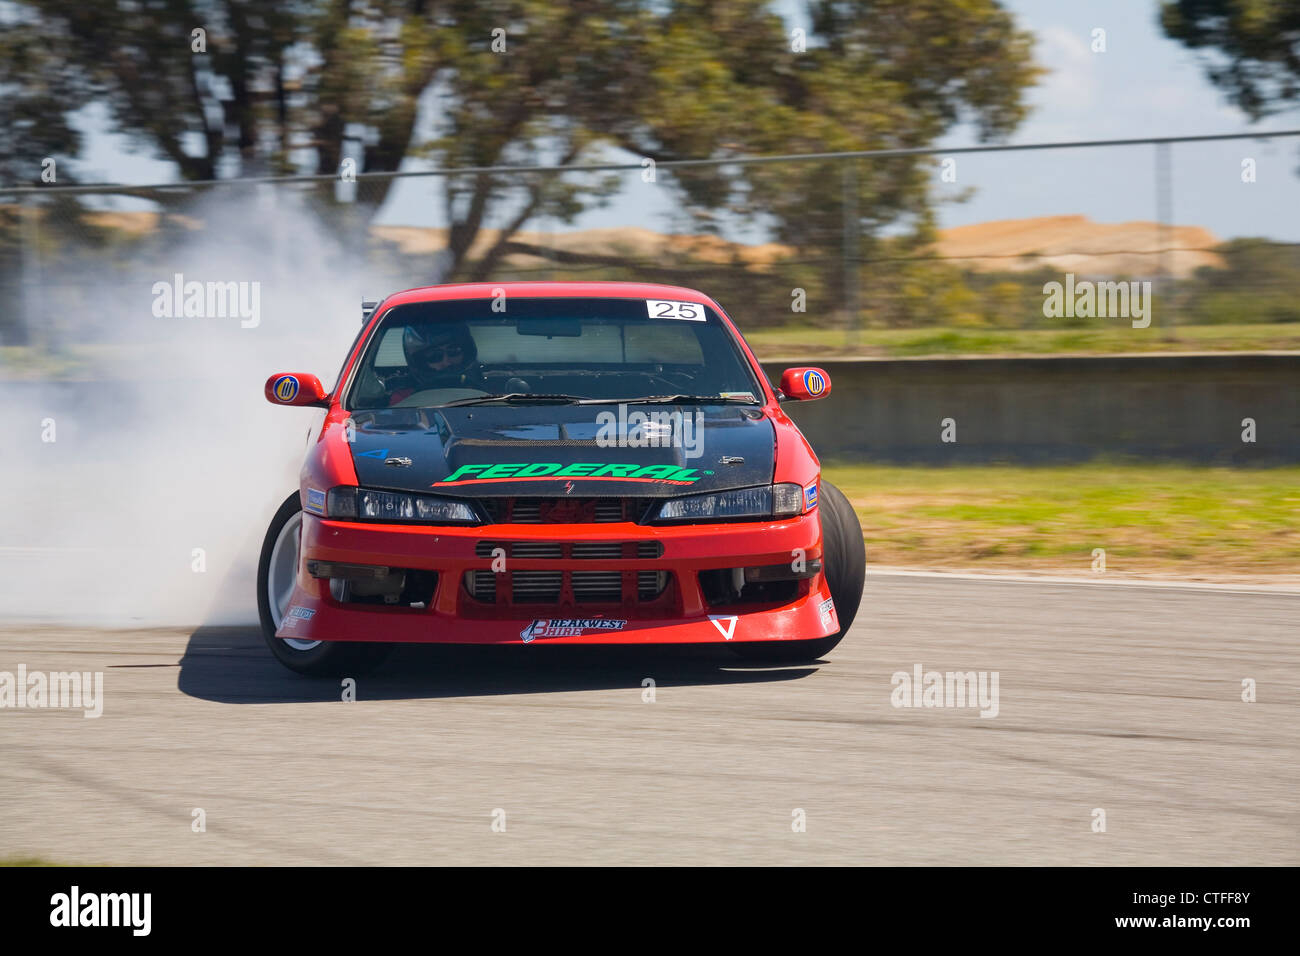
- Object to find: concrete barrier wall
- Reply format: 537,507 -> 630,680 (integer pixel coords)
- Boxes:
762,354 -> 1300,463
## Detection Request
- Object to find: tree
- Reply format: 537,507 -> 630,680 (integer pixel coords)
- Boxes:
1160,0 -> 1300,118
10,0 -> 1038,286
603,0 -> 1039,314
0,10 -> 85,184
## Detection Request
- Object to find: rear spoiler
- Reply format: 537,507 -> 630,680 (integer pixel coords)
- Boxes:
362,300 -> 380,325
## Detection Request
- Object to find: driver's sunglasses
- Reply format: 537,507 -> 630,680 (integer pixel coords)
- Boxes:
421,344 -> 464,362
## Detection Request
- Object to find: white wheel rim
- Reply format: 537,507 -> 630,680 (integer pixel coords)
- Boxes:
268,511 -> 321,651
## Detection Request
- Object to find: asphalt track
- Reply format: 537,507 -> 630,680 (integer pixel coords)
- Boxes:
1,572 -> 1295,865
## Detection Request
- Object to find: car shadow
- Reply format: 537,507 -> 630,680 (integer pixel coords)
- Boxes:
176,626 -> 819,703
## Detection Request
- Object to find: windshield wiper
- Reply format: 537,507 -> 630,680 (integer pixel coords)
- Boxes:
437,393 -> 585,407
438,393 -> 758,408
594,394 -> 757,405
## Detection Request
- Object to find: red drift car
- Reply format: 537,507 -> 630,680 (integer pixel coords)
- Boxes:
258,282 -> 864,675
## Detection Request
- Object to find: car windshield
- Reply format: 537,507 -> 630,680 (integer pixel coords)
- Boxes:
345,296 -> 765,410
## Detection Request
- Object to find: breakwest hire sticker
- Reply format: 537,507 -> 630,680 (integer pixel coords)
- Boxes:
284,606 -> 316,629
521,619 -> 627,642
819,597 -> 836,630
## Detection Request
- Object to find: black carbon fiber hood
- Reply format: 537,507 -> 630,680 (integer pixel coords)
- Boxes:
346,404 -> 774,498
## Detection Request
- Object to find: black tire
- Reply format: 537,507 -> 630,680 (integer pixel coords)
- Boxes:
256,492 -> 393,677
733,479 -> 865,663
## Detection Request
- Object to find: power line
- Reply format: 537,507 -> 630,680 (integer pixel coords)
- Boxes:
3,129 -> 1300,195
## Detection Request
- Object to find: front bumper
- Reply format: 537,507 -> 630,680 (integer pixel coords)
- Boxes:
275,512 -> 838,645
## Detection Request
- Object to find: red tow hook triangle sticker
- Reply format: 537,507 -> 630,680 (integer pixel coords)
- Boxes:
709,615 -> 738,640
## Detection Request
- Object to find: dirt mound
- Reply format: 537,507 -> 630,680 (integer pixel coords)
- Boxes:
935,215 -> 1223,278
18,207 -> 1226,278
370,215 -> 1224,278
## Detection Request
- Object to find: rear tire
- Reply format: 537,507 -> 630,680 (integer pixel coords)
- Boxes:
733,479 -> 865,663
257,492 -> 392,677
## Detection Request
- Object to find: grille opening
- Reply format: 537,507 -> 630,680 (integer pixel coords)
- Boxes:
512,570 -> 563,603
474,540 -> 663,560
464,569 -> 496,603
571,571 -> 623,602
481,541 -> 563,560
479,497 -> 650,524
331,568 -> 437,607
571,542 -> 623,560
461,568 -> 672,605
698,569 -> 798,608
638,570 -> 668,600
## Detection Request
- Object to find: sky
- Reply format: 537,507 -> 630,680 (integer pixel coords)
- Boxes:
930,0 -> 1300,241
71,0 -> 1300,242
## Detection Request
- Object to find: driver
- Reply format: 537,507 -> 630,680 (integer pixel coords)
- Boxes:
387,321 -> 485,405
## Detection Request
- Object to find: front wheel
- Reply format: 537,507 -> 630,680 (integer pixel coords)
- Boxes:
733,479 -> 865,663
256,492 -> 392,677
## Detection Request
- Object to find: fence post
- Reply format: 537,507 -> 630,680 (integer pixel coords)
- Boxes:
1155,140 -> 1174,339
19,192 -> 43,354
842,159 -> 860,350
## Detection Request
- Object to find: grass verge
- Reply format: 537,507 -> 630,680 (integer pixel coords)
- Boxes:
745,322 -> 1300,359
3,325 -> 1299,381
821,462 -> 1300,578
0,856 -> 64,866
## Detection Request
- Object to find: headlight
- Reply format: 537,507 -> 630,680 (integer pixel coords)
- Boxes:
326,487 -> 478,524
653,483 -> 804,523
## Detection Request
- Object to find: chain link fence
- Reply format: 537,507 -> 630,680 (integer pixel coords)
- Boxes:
3,131 -> 1300,366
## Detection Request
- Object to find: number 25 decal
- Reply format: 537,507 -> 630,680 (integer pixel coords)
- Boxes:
646,299 -> 706,321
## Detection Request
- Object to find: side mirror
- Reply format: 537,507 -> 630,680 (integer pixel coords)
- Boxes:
778,367 -> 831,401
264,373 -> 329,407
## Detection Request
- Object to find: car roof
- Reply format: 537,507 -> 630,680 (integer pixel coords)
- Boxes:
381,281 -> 720,310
